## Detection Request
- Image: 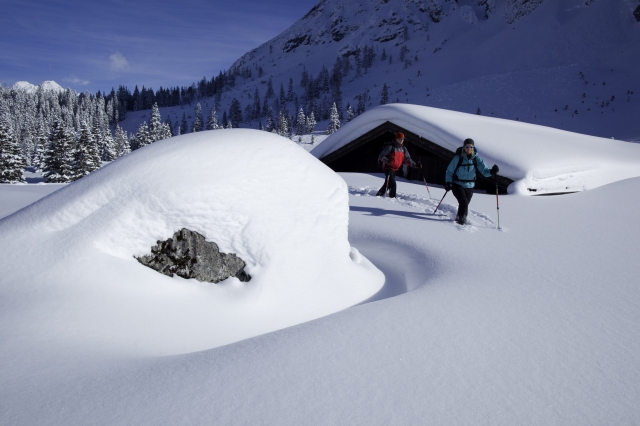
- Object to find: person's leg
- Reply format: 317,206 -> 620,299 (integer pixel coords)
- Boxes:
460,187 -> 474,223
451,184 -> 470,223
376,170 -> 391,196
388,171 -> 397,197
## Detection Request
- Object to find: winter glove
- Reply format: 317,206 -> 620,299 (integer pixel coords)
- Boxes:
414,161 -> 422,168
490,164 -> 499,176
380,158 -> 389,164
445,182 -> 452,191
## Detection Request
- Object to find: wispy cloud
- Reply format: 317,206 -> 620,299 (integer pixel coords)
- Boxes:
63,75 -> 90,85
109,52 -> 129,71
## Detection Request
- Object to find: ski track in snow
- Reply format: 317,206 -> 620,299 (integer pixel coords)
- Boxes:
348,185 -> 501,232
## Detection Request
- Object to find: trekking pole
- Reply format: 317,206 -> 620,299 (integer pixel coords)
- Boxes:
433,190 -> 448,214
420,164 -> 431,199
495,180 -> 501,230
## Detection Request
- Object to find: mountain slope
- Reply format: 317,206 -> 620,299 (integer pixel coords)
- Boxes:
222,0 -> 640,139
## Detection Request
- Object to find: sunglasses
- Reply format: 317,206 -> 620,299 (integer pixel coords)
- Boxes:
464,145 -> 474,149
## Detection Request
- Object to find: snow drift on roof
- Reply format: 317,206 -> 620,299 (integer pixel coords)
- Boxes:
312,104 -> 640,195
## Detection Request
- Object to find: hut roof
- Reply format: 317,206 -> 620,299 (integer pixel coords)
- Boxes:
312,104 -> 640,195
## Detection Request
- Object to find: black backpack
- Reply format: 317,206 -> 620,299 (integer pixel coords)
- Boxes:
452,146 -> 478,183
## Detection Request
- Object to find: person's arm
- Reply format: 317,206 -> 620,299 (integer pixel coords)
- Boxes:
402,146 -> 417,167
475,156 -> 493,178
445,156 -> 457,183
378,144 -> 393,163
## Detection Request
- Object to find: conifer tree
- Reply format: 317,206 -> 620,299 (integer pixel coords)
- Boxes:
180,112 -> 188,135
306,112 -> 317,133
266,77 -> 275,99
222,111 -> 228,128
72,121 -> 100,180
228,98 -> 243,127
192,103 -> 204,132
326,103 -> 341,135
253,88 -> 261,119
164,116 -> 173,136
277,111 -> 288,136
43,120 -> 75,183
346,104 -> 355,122
380,83 -> 389,105
114,125 -> 130,158
279,83 -> 286,105
0,105 -> 25,183
148,102 -> 163,141
100,131 -> 116,162
160,123 -> 173,140
287,78 -> 294,102
31,123 -> 49,171
265,108 -> 275,132
207,107 -> 220,130
295,108 -> 306,136
135,121 -> 151,149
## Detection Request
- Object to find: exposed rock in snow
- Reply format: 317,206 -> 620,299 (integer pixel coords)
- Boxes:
136,228 -> 251,283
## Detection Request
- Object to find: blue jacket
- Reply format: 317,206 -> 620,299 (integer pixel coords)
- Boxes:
445,147 -> 492,189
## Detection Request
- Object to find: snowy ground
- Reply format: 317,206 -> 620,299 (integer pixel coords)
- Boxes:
1,130 -> 638,425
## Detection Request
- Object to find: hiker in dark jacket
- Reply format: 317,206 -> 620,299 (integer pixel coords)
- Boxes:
445,138 -> 499,225
376,132 -> 420,198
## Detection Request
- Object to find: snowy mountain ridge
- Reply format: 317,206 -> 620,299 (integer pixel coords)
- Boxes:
222,0 -> 640,140
12,80 -> 65,94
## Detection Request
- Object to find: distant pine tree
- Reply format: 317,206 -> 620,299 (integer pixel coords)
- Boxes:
149,103 -> 163,141
277,111 -> 288,136
181,112 -> 188,135
253,88 -> 261,119
207,107 -> 220,130
114,125 -> 130,157
326,103 -> 341,135
287,78 -> 294,102
346,104 -> 355,122
191,103 -> 204,132
380,83 -> 389,105
265,108 -> 275,132
43,120 -> 75,183
72,121 -> 101,180
229,98 -> 243,127
160,123 -> 173,140
296,108 -> 306,136
266,77 -> 275,99
135,121 -> 151,149
306,112 -> 317,133
0,104 -> 25,183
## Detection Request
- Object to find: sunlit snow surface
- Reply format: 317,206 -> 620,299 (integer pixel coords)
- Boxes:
313,104 -> 640,194
0,130 -> 383,364
1,126 -> 639,425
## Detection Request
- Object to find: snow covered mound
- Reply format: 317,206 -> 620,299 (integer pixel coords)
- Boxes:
313,104 -> 640,195
0,129 -> 383,361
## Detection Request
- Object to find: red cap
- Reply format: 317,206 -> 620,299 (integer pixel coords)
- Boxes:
396,132 -> 405,139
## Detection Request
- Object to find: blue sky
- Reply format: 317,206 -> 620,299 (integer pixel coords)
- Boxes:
0,0 -> 318,93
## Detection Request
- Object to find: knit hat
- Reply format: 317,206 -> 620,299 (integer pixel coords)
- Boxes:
396,132 -> 405,139
463,138 -> 474,145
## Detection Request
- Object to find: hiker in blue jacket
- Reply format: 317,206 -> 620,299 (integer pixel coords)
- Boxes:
445,138 -> 499,225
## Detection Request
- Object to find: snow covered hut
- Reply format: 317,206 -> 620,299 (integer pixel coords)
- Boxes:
312,104 -> 640,195
316,118 -> 512,193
